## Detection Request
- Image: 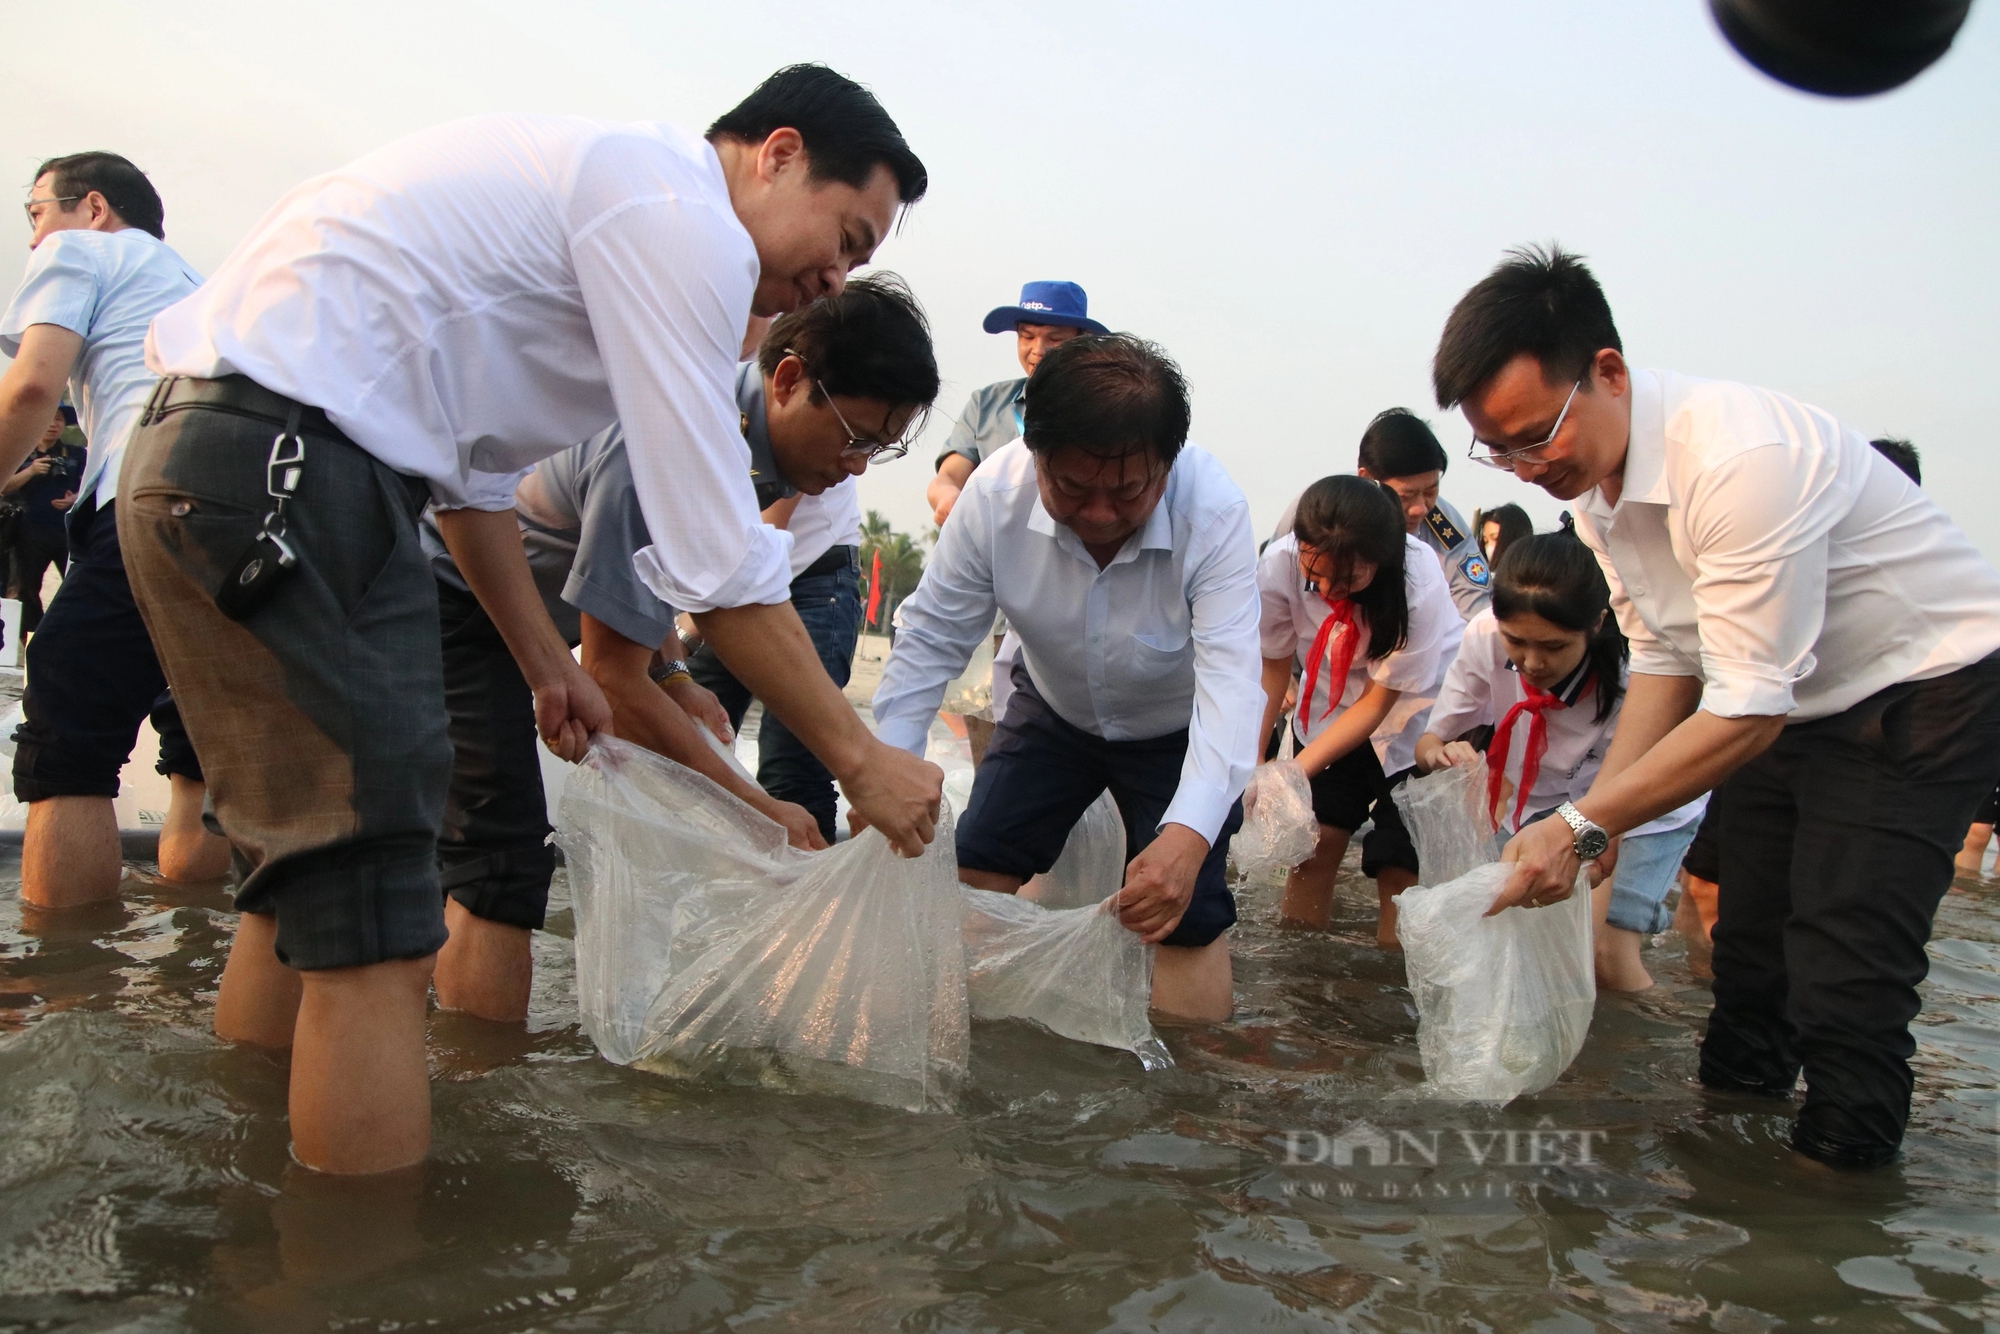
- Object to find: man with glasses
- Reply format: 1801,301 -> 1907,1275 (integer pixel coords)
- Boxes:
1433,244 -> 2000,1169
685,280 -> 929,848
0,152 -> 229,906
875,334 -> 1265,1022
421,275 -> 937,1022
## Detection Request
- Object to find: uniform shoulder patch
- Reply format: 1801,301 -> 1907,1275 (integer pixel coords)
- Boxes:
1426,505 -> 1467,548
1460,553 -> 1490,587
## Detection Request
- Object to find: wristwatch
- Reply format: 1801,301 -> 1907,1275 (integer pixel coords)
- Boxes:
648,657 -> 693,687
1555,801 -> 1610,860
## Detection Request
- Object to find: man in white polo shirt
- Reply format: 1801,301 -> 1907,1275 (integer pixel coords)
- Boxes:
1433,244 -> 2000,1168
874,334 -> 1264,1021
0,153 -> 230,905
121,65 -> 943,1176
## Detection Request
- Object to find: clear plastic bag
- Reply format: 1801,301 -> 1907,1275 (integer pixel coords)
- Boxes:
960,888 -> 1171,1070
1391,760 -> 1596,1104
1022,791 -> 1126,910
1393,758 -> 1500,886
557,737 -> 969,1113
1228,760 -> 1317,883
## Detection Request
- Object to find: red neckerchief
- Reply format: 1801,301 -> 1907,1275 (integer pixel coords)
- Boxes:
1297,595 -> 1359,735
1487,680 -> 1575,830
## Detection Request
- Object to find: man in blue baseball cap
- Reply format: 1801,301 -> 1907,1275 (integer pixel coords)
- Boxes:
926,280 -> 1109,526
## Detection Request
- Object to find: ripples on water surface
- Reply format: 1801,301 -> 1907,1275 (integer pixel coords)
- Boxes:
2,850 -> 1996,1332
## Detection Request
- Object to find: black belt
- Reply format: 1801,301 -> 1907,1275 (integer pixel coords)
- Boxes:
141,375 -> 354,446
794,544 -> 857,583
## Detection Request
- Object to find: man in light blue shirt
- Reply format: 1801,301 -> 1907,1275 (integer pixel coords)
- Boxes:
875,334 -> 1264,1021
0,153 -> 224,906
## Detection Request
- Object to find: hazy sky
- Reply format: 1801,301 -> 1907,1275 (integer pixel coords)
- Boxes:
6,2 -> 1996,552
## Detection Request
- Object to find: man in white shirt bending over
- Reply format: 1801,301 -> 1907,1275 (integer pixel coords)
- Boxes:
121,65 -> 943,1177
0,153 -> 231,905
873,334 -> 1265,1021
1434,244 -> 2000,1169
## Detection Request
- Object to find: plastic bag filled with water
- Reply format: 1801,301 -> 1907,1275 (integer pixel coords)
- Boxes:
959,887 -> 1171,1070
1391,760 -> 1596,1104
1023,791 -> 1126,910
1228,760 -> 1317,883
557,737 -> 969,1113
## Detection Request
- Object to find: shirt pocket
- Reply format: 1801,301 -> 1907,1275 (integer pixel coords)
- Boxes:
1128,628 -> 1194,682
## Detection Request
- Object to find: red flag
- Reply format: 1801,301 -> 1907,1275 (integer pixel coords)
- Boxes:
865,547 -> 883,627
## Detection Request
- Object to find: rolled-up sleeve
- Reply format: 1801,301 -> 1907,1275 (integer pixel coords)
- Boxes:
0,233 -> 99,355
568,146 -> 792,615
870,490 -> 999,756
1683,444 -> 1836,718
1164,501 -> 1265,843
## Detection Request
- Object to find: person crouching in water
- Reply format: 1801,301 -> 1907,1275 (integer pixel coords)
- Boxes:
1414,529 -> 1706,989
1257,475 -> 1461,945
872,334 -> 1264,1021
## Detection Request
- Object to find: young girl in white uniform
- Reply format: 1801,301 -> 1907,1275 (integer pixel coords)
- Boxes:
1257,476 -> 1462,945
1415,529 -> 1706,991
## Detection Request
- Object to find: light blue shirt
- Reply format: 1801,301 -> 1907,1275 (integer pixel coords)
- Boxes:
872,439 -> 1265,843
0,229 -> 201,509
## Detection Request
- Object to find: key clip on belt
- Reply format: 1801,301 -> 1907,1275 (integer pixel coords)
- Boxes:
262,402 -> 306,542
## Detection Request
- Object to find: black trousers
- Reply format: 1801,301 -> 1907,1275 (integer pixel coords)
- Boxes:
436,580 -> 558,931
1701,652 -> 2000,1166
11,524 -> 68,630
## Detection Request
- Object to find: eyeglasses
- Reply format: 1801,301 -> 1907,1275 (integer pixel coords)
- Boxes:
23,195 -> 80,225
1467,379 -> 1582,471
815,378 -> 910,462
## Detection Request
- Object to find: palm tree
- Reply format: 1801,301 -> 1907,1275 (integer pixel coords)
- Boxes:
860,511 -> 926,628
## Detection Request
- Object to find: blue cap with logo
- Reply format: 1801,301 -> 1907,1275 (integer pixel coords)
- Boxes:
982,280 -> 1109,336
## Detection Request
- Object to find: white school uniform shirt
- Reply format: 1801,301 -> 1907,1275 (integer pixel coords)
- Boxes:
1575,369 -> 2000,721
145,114 -> 792,614
784,480 -> 863,577
1428,611 -> 1706,837
0,229 -> 201,509
1258,531 -> 1461,772
872,439 -> 1264,844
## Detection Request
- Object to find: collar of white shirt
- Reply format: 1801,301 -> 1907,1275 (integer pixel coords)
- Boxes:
1584,368 -> 1672,523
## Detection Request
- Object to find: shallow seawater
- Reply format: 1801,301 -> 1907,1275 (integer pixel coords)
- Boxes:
3,851 -> 1997,1333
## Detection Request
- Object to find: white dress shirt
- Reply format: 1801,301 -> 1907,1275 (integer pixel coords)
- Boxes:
785,479 -> 862,577
1257,531 -> 1462,772
1428,611 -> 1705,836
1575,370 -> 2000,722
0,229 -> 201,509
872,439 -> 1264,844
145,114 -> 793,614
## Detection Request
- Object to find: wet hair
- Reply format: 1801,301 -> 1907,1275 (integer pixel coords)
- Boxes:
1870,436 -> 1921,485
32,152 -> 164,238
758,273 -> 940,424
1432,244 -> 1621,409
1292,475 -> 1410,660
1475,503 -> 1534,566
1357,408 -> 1448,479
1021,334 -> 1190,468
708,64 -> 928,205
1490,530 -> 1625,724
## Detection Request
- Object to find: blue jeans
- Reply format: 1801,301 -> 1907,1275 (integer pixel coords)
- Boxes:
1606,820 -> 1701,934
689,549 -> 862,842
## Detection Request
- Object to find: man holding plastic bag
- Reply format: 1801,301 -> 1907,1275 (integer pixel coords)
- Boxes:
1433,245 -> 2000,1168
423,276 -> 939,1022
872,334 -> 1265,1021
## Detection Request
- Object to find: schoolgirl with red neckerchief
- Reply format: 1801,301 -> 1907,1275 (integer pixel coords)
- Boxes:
1256,476 -> 1461,946
1416,529 -> 1705,991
